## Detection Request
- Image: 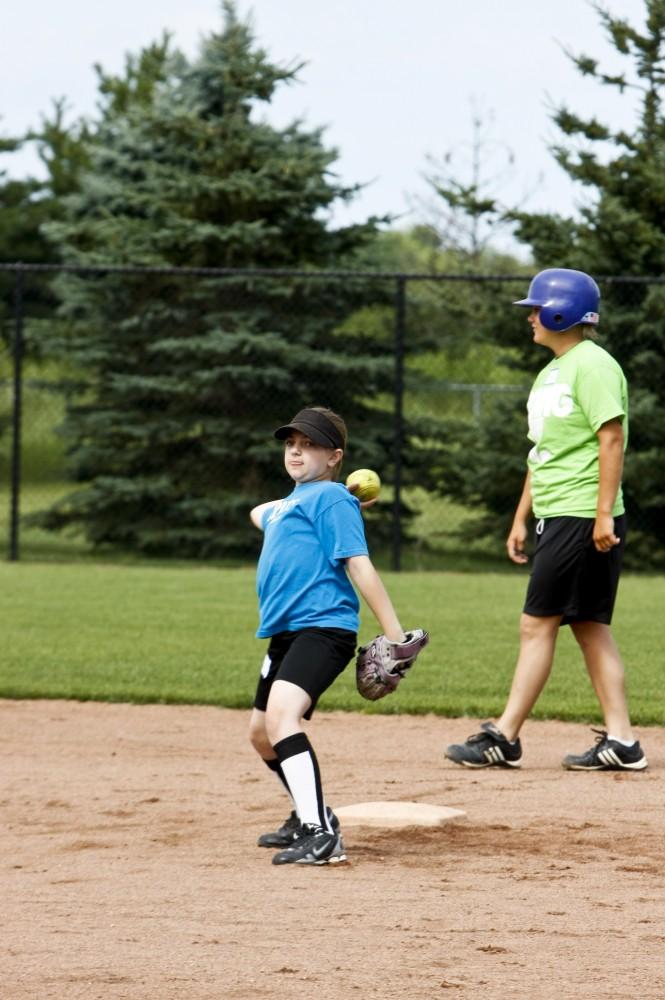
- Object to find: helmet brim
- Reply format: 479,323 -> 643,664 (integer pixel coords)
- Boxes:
513,296 -> 540,307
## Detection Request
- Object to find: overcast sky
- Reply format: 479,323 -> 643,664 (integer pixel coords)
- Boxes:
1,0 -> 646,252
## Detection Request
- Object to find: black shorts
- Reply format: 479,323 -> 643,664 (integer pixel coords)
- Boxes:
523,514 -> 626,625
253,627 -> 357,719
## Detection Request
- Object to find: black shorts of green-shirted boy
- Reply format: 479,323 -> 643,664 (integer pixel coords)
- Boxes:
445,516 -> 646,771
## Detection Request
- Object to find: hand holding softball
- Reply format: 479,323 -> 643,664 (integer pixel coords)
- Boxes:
346,468 -> 381,507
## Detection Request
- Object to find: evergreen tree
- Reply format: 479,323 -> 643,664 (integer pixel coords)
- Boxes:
0,133 -> 56,353
40,2 -> 397,557
0,103 -> 89,355
509,0 -> 665,564
432,2 -> 665,565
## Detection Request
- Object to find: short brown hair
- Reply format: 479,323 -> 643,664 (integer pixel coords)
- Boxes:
309,406 -> 347,480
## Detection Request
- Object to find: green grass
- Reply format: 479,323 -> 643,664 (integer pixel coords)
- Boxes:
1,562 -> 663,725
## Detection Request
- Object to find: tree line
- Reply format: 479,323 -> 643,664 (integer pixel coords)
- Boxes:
2,0 -> 665,565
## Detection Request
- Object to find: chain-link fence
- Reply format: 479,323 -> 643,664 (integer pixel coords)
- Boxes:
1,264 -> 663,569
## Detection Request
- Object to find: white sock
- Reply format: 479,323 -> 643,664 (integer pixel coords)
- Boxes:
607,734 -> 636,747
280,751 -> 323,828
274,733 -> 332,832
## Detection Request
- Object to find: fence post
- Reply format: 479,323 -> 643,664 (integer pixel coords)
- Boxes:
9,267 -> 24,561
392,275 -> 406,572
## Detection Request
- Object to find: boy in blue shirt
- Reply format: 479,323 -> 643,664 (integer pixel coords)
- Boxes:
249,406 -> 408,865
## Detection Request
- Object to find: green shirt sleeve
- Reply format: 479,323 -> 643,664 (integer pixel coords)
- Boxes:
576,365 -> 626,433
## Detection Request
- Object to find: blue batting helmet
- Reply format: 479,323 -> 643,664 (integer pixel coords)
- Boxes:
513,268 -> 600,332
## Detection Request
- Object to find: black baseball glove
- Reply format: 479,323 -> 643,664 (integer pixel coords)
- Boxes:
356,629 -> 429,701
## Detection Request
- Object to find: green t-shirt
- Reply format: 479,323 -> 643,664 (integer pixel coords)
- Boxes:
526,339 -> 628,518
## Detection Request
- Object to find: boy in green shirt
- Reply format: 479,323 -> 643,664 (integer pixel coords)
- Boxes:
446,268 -> 647,772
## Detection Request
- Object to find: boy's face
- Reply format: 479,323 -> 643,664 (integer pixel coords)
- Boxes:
527,306 -> 559,350
528,306 -> 548,342
527,306 -> 583,355
283,431 -> 343,484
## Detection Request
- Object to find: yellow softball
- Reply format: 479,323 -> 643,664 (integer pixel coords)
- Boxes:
345,468 -> 381,502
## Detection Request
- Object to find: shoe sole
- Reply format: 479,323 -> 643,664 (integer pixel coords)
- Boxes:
445,752 -> 521,769
295,852 -> 347,865
273,849 -> 347,866
563,758 -> 648,771
273,834 -> 346,866
451,760 -> 521,769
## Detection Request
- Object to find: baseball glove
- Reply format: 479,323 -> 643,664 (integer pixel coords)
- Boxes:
356,629 -> 429,701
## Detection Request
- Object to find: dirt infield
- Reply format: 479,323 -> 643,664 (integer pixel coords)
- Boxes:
2,699 -> 664,1000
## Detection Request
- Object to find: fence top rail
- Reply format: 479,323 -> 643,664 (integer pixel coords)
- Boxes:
1,261 -> 664,284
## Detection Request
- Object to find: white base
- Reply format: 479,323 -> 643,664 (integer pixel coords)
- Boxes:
335,800 -> 466,828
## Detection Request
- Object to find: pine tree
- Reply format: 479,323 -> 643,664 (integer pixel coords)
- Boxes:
433,1 -> 665,564
509,0 -> 665,563
40,3 -> 395,557
0,102 -> 89,357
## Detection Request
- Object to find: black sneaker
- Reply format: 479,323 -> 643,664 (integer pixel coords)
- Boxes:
271,824 -> 347,866
445,722 -> 522,768
257,806 -> 339,848
562,729 -> 648,771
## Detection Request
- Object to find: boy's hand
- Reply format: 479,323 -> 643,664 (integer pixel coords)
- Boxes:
507,521 -> 529,564
593,513 -> 620,552
347,481 -> 378,509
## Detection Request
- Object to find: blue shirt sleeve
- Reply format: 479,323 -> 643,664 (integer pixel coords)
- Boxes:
314,495 -> 369,565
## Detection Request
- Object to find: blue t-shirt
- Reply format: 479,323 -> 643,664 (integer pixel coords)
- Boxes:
255,480 -> 369,638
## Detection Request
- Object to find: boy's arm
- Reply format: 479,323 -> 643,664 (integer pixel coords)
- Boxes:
594,417 -> 624,552
506,469 -> 532,564
346,554 -> 405,642
249,501 -> 277,530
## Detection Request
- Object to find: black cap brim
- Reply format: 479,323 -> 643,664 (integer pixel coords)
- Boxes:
274,408 -> 344,450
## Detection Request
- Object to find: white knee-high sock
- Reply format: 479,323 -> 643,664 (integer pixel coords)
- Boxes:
273,732 -> 331,831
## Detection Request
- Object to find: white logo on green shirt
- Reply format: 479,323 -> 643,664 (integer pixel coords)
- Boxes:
527,383 -> 574,449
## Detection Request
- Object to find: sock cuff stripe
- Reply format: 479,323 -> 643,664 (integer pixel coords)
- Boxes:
273,731 -> 311,762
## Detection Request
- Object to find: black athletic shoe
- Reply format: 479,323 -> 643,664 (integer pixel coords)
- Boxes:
271,824 -> 347,866
562,729 -> 648,771
445,721 -> 522,769
257,806 -> 339,848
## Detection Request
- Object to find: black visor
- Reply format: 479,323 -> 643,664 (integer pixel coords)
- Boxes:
274,408 -> 344,450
